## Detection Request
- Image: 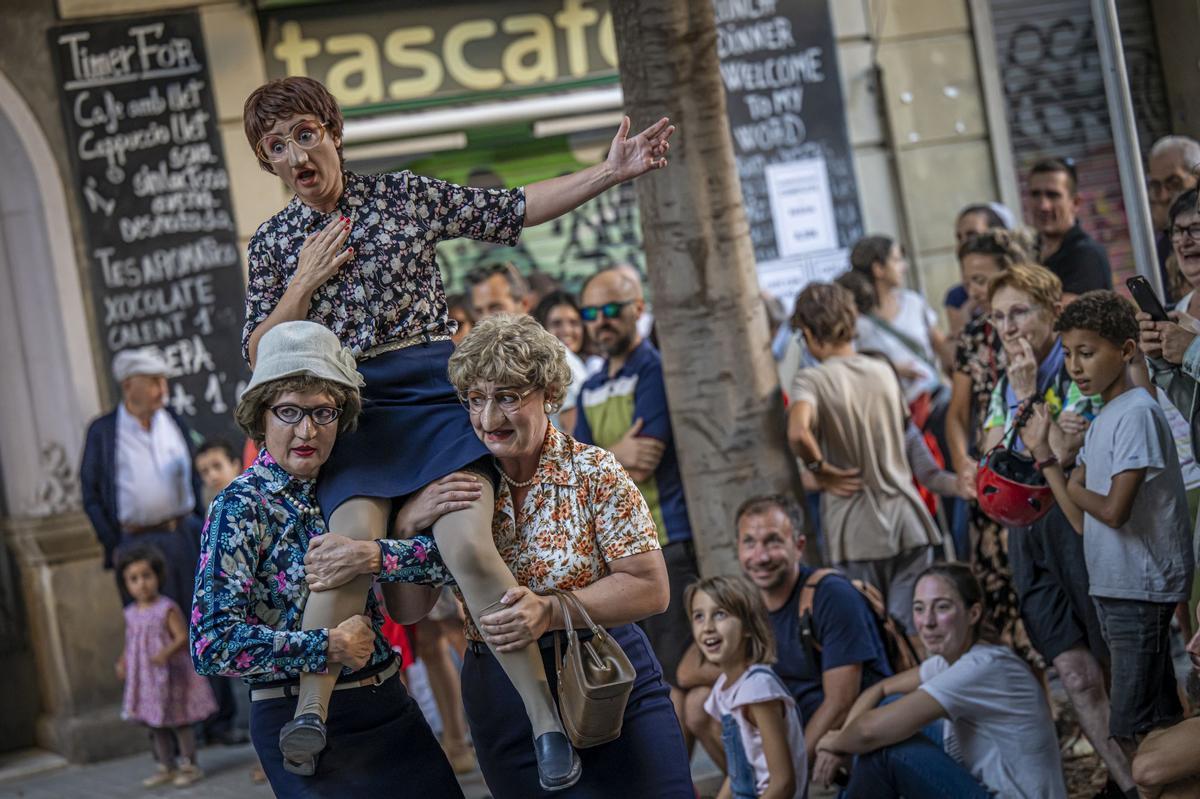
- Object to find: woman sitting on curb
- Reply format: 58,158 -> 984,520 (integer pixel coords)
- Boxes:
813,563 -> 1065,798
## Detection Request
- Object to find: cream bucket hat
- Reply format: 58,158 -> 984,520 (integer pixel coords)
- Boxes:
241,322 -> 364,397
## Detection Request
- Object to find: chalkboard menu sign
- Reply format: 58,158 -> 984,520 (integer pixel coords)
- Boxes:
50,12 -> 249,441
714,0 -> 862,306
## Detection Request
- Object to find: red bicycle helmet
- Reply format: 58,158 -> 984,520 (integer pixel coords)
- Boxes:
976,447 -> 1055,528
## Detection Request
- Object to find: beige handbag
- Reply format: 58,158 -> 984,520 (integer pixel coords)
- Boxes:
548,589 -> 636,748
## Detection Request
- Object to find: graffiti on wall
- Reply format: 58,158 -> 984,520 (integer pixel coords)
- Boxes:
992,0 -> 1171,287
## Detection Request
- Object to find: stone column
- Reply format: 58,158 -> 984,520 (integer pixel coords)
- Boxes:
6,512 -> 144,763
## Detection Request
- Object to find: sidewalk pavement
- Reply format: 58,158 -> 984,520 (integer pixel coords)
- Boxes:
0,744 -> 723,798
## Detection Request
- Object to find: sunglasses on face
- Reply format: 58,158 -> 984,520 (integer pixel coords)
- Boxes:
269,404 -> 342,426
256,120 -> 328,163
579,301 -> 633,322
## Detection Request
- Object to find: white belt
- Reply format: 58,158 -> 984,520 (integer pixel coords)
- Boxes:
249,660 -> 398,702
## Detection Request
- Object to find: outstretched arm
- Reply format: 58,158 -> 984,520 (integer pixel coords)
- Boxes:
819,667 -> 941,755
524,116 -> 674,226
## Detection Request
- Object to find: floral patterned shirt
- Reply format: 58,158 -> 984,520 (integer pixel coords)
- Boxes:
190,450 -> 450,683
461,424 -> 661,640
242,171 -> 526,362
953,314 -> 1006,454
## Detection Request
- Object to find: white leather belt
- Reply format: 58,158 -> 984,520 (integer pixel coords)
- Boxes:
249,660 -> 398,702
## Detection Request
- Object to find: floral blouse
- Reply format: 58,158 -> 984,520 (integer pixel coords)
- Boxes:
461,424 -> 661,640
190,450 -> 450,683
953,314 -> 1006,453
242,171 -> 526,362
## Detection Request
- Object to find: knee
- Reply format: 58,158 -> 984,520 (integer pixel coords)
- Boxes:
433,506 -> 501,581
1054,650 -> 1102,699
1132,749 -> 1171,790
329,498 -> 389,541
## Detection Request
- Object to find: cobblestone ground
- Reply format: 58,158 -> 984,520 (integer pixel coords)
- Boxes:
0,743 -> 724,798
0,744 -> 490,799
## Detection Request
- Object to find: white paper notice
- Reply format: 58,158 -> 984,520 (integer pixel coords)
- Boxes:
765,158 -> 838,257
756,250 -> 848,314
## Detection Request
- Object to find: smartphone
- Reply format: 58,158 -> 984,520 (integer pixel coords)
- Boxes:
1126,275 -> 1169,322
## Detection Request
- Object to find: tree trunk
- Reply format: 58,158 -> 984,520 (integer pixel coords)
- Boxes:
611,1 -> 802,576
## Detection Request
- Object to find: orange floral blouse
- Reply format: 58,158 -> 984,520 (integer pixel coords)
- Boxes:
462,423 -> 661,640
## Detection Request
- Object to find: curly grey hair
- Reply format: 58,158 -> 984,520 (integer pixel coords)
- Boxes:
447,314 -> 572,409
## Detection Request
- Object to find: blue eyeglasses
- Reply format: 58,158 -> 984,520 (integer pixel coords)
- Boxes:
579,301 -> 632,322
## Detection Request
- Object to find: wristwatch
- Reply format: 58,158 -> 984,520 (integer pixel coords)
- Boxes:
805,459 -> 824,473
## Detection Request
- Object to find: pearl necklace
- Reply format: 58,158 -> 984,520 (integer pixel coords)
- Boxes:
497,464 -> 537,488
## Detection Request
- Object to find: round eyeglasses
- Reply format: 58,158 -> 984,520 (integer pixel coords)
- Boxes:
256,120 -> 328,164
269,404 -> 341,426
458,387 -> 536,415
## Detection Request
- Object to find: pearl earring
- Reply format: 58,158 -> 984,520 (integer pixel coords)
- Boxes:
544,401 -> 554,413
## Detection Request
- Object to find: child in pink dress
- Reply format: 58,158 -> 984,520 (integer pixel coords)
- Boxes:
116,545 -> 217,788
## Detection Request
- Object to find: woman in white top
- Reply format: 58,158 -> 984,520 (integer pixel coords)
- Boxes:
813,562 -> 1066,799
847,235 -> 953,403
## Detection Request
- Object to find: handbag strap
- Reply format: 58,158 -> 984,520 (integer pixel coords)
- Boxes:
552,591 -> 574,673
867,313 -> 939,372
546,588 -> 604,637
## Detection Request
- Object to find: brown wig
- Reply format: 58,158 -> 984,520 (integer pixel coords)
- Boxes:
243,77 -> 344,174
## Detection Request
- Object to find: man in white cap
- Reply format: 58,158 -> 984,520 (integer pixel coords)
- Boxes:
81,349 -> 247,745
80,347 -> 206,608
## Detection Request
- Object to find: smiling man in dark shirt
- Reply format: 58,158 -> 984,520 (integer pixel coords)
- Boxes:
736,495 -> 890,770
1028,157 -> 1113,302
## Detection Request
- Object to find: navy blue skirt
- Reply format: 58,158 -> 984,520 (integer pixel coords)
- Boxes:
316,338 -> 490,523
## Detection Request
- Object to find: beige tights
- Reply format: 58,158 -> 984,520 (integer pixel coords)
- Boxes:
296,497 -> 387,721
295,485 -> 562,739
430,483 -> 561,738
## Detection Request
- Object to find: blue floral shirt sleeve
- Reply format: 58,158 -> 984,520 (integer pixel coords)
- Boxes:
191,488 -> 329,678
377,535 -> 453,585
190,451 -> 456,682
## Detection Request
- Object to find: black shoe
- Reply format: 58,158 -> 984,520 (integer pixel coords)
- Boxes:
279,713 -> 326,777
533,732 -> 581,792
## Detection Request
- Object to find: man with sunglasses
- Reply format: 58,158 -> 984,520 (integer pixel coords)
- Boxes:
573,266 -> 698,722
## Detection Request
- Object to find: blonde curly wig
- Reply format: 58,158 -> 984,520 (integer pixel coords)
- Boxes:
447,314 -> 572,409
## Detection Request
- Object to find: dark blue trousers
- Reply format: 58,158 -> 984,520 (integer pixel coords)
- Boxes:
462,623 -> 694,799
250,673 -> 463,798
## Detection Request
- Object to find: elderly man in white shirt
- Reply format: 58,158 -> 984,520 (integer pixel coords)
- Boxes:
80,349 -> 204,609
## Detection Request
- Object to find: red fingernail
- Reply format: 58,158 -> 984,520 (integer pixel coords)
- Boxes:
348,247 -> 354,255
